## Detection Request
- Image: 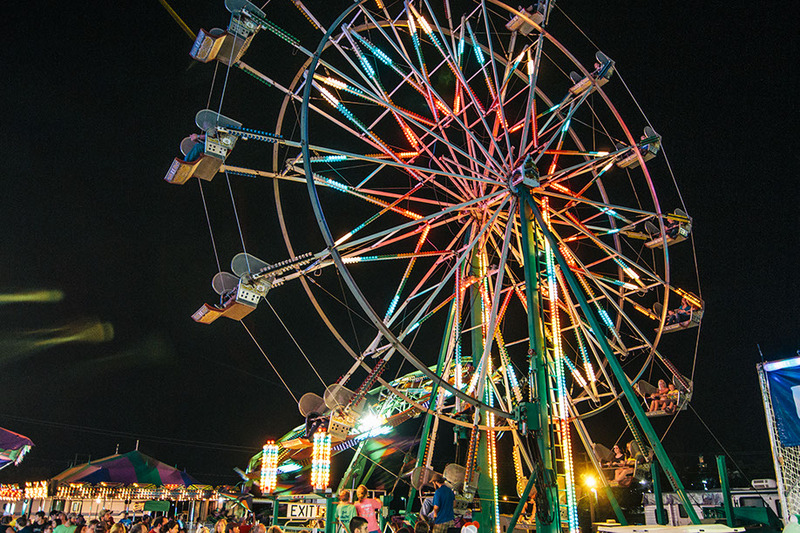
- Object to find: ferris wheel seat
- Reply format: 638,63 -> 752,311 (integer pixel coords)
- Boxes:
616,127 -> 662,169
505,5 -> 544,35
190,27 -> 255,66
644,227 -> 690,249
569,52 -> 615,95
191,299 -> 254,323
165,128 -> 239,185
164,153 -> 224,184
281,437 -> 312,450
499,514 -> 536,531
659,313 -> 701,332
643,382 -> 692,417
616,145 -> 659,169
327,409 -> 356,440
190,0 -> 262,65
643,209 -> 692,248
191,283 -> 260,324
644,401 -> 690,418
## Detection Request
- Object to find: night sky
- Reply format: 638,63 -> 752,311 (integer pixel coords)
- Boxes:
1,0 -> 797,491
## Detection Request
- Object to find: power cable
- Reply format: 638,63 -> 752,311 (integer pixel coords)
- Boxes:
0,413 -> 259,454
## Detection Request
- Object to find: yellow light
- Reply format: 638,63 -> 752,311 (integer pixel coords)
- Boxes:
322,77 -> 347,91
319,87 -> 339,107
311,429 -> 331,490
526,49 -> 534,77
584,474 -> 597,489
0,289 -> 64,303
418,17 -> 432,35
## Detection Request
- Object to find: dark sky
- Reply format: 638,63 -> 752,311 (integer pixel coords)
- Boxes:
0,0 -> 797,489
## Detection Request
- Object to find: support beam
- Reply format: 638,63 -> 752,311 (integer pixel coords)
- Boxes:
519,189 -> 700,525
405,296 -> 460,515
519,199 -> 560,533
717,455 -> 734,527
506,471 -> 536,533
651,460 -> 666,525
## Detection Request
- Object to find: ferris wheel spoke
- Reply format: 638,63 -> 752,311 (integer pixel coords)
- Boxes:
395,196 -> 512,340
542,189 -> 659,220
332,190 -> 505,257
383,217 -> 479,327
340,27 -> 455,161
337,26 -> 398,104
236,61 -> 378,147
358,8 -> 509,176
478,2 -> 516,158
383,224 -> 481,334
518,36 -> 544,151
551,210 -> 666,288
539,151 -> 617,187
565,268 -> 662,366
306,75 -> 505,186
307,104 -> 480,205
408,2 -> 509,163
473,202 -> 517,398
304,144 -> 497,188
222,163 -> 461,210
355,7 -> 448,118
555,267 -> 630,355
558,283 -> 600,400
382,224 -> 433,321
313,67 -> 432,132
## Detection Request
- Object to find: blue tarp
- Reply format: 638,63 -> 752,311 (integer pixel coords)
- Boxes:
766,365 -> 800,446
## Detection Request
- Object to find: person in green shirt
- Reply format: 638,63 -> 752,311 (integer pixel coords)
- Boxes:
336,490 -> 357,533
53,514 -> 77,533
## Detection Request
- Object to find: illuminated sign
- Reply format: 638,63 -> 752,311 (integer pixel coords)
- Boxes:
286,503 -> 321,520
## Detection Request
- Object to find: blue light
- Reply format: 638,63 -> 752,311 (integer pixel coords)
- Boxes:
598,309 -> 614,329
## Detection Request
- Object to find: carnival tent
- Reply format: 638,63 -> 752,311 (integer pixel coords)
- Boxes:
0,427 -> 33,470
53,450 -> 199,486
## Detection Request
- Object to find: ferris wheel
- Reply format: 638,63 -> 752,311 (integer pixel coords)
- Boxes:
166,0 -> 704,530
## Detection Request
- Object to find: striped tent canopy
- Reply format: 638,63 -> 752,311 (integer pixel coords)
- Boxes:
0,427 -> 33,470
53,450 -> 199,486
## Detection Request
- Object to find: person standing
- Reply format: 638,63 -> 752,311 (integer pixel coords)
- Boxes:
430,475 -> 454,533
354,486 -> 381,533
31,513 -> 47,533
100,512 -> 114,533
15,516 -> 34,533
53,514 -> 77,533
148,517 -> 164,533
336,490 -> 357,533
117,515 -> 132,531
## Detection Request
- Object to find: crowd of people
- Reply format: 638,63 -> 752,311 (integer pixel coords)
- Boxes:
0,510 -> 194,533
2,476 -> 466,533
336,476 -> 457,533
0,509 -> 285,533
